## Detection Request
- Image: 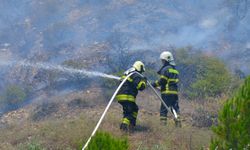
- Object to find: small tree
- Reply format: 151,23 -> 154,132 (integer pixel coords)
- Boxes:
210,76 -> 250,149
85,132 -> 129,150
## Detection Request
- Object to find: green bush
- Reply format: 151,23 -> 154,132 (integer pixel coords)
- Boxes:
1,85 -> 27,105
210,76 -> 250,149
85,132 -> 128,150
19,141 -> 44,150
175,48 -> 233,99
190,56 -> 232,98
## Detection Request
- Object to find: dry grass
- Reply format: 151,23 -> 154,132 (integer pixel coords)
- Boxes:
0,112 -> 95,149
0,87 -> 225,150
100,100 -> 214,150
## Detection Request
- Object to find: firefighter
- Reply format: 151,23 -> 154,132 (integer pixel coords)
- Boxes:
116,61 -> 147,132
152,51 -> 181,127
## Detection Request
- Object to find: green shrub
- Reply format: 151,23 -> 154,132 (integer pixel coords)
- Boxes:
1,85 -> 27,105
175,48 -> 233,99
85,132 -> 129,150
19,141 -> 44,150
210,76 -> 250,149
190,56 -> 232,98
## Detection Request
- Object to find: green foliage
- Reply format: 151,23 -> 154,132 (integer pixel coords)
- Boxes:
85,132 -> 129,150
175,47 -> 233,99
26,142 -> 43,150
1,85 -> 27,105
19,141 -> 44,150
190,56 -> 231,98
210,76 -> 250,149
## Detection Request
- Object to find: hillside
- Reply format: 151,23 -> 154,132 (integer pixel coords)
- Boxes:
0,1 -> 249,149
0,86 -> 220,149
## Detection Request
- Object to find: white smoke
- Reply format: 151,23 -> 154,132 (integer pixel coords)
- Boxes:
199,18 -> 218,29
246,42 -> 250,49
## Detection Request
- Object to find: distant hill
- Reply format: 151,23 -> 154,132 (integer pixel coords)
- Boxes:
0,0 -> 249,74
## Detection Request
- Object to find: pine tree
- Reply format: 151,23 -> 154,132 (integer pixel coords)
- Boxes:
210,76 -> 250,149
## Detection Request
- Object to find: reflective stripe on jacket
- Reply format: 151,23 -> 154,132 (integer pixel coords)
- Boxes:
116,71 -> 146,102
155,65 -> 179,95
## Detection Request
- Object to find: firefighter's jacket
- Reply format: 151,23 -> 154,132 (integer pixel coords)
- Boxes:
154,64 -> 179,95
116,71 -> 146,103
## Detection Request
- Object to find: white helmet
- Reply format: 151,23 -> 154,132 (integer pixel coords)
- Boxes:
133,61 -> 145,72
160,51 -> 176,65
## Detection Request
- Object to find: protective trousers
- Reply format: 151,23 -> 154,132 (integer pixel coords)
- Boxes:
119,101 -> 138,127
160,94 -> 179,121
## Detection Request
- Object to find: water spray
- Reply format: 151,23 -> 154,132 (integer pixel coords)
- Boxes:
0,60 -> 120,80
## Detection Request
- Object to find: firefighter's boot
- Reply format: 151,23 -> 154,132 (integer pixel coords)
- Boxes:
174,117 -> 182,128
129,125 -> 135,133
120,123 -> 129,132
160,117 -> 167,126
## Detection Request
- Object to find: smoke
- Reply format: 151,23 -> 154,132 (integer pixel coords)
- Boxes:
1,0 -> 248,51
0,0 -> 249,71
246,42 -> 250,49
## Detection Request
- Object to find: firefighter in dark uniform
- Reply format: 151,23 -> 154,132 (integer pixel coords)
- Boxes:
116,61 -> 147,132
152,51 -> 181,127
